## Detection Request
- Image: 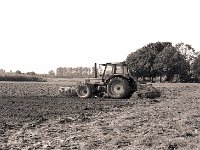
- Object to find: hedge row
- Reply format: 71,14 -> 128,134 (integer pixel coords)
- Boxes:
0,74 -> 46,82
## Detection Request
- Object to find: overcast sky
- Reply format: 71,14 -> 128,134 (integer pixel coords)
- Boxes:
0,0 -> 199,74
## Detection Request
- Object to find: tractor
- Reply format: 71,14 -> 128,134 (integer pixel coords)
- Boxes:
76,62 -> 137,99
59,62 -> 161,99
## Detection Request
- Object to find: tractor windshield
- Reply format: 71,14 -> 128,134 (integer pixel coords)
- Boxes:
99,65 -> 105,76
104,65 -> 113,75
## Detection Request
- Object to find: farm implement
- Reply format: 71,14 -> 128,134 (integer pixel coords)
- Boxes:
59,62 -> 161,99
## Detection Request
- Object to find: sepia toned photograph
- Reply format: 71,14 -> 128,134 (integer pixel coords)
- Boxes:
0,0 -> 200,149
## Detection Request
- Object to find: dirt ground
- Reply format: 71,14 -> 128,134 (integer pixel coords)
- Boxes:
0,83 -> 200,149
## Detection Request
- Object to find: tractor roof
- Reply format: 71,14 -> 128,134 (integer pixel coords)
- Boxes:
100,62 -> 127,66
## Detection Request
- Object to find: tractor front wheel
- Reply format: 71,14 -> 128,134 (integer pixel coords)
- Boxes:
77,84 -> 93,98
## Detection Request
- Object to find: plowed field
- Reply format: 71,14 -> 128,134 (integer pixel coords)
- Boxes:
0,82 -> 200,149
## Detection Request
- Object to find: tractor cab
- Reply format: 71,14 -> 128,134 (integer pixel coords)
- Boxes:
84,62 -> 130,85
99,62 -> 131,82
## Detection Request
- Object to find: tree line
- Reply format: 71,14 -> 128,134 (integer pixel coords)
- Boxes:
126,42 -> 200,82
56,67 -> 95,78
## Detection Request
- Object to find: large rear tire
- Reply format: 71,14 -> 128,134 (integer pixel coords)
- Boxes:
77,84 -> 93,98
107,77 -> 132,99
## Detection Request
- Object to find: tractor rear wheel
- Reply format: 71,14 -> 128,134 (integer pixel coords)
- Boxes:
107,77 -> 132,99
77,84 -> 93,98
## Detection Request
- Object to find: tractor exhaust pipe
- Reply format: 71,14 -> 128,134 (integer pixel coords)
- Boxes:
94,63 -> 97,78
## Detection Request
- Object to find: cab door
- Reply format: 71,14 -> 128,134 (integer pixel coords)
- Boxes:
102,64 -> 115,81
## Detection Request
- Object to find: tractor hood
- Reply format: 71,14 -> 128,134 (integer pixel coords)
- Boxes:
84,78 -> 104,85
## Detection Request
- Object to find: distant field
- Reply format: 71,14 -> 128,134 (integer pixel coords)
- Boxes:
46,77 -> 84,83
0,78 -> 84,98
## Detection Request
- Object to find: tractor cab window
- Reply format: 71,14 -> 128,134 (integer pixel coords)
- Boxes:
123,66 -> 128,74
115,65 -> 128,74
105,65 -> 113,75
115,65 -> 123,74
